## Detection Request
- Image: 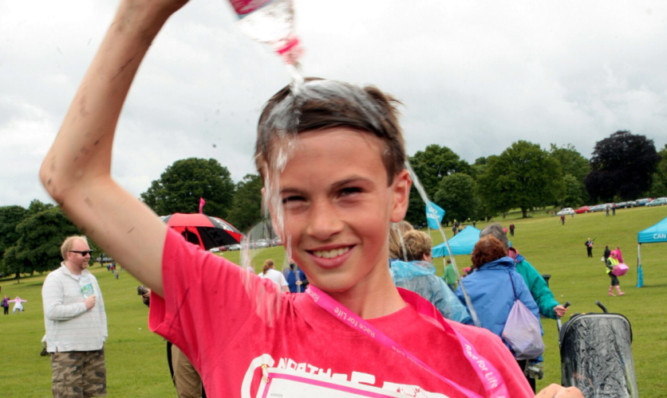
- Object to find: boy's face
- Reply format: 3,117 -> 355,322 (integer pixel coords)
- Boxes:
268,127 -> 410,295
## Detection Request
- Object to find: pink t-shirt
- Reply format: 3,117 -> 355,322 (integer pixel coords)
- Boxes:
150,229 -> 532,398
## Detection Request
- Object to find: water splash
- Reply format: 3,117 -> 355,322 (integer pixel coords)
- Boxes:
237,68 -> 305,324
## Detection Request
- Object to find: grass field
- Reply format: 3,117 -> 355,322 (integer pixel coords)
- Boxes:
0,205 -> 665,397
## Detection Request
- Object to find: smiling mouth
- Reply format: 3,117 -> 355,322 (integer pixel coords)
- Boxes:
311,247 -> 351,259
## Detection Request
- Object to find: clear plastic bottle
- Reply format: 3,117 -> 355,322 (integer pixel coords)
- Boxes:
79,275 -> 95,298
228,0 -> 303,66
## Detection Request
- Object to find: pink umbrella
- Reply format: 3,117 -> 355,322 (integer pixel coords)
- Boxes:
160,213 -> 243,250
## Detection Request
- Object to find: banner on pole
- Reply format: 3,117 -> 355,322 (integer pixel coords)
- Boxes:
425,201 -> 445,229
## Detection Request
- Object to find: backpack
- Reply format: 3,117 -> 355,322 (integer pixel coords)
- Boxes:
501,273 -> 545,360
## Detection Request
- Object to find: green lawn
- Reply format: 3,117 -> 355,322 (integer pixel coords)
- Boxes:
1,205 -> 665,397
0,265 -> 174,397
430,206 -> 667,395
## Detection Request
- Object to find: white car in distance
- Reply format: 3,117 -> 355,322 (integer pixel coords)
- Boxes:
556,207 -> 575,216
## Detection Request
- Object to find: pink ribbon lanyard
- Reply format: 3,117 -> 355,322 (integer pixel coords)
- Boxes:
306,286 -> 509,398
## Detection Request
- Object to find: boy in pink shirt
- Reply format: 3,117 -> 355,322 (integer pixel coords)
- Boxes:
40,1 -> 582,397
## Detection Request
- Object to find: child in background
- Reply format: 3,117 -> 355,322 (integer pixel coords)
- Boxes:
606,252 -> 625,296
10,296 -> 27,313
443,258 -> 458,291
2,295 -> 9,315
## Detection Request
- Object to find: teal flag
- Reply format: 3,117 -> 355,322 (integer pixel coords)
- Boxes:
425,201 -> 445,229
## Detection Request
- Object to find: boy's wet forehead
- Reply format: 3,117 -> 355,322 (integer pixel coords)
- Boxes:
259,79 -> 386,136
263,132 -> 394,196
268,129 -> 390,185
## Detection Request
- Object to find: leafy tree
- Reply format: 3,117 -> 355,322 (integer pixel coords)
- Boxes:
649,144 -> 667,197
648,179 -> 666,198
409,145 -> 473,194
560,174 -> 587,207
585,131 -> 660,201
1,246 -> 28,280
2,206 -> 79,280
659,144 -> 667,180
478,141 -> 561,218
548,145 -> 590,206
0,205 -> 28,261
470,158 -> 495,221
473,157 -> 488,166
405,145 -> 471,226
433,173 -> 477,224
27,199 -> 54,214
472,194 -> 493,222
549,144 -> 590,182
405,186 -> 429,228
226,174 -> 263,233
583,171 -> 614,203
141,158 -> 235,218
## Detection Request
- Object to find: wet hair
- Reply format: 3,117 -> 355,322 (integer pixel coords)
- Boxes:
402,230 -> 432,262
388,220 -> 414,260
60,236 -> 88,260
471,235 -> 506,270
479,223 -> 509,251
255,78 -> 406,185
262,259 -> 275,275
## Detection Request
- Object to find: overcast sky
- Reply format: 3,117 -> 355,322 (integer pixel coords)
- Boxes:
2,0 -> 666,209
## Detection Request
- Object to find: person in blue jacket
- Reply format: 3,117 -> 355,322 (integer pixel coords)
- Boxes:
284,262 -> 308,293
480,223 -> 568,317
456,235 -> 541,389
479,223 -> 568,391
389,229 -> 472,324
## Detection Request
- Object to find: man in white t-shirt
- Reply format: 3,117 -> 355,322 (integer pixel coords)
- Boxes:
258,259 -> 289,292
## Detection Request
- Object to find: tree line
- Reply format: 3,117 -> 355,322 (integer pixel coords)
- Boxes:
1,130 -> 664,278
407,131 -> 664,225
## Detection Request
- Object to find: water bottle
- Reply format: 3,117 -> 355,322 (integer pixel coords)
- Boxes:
80,275 -> 95,298
229,0 -> 303,66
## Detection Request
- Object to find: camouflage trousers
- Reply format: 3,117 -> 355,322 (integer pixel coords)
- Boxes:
51,349 -> 106,398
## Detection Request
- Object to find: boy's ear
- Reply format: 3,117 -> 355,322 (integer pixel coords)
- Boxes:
390,169 -> 411,223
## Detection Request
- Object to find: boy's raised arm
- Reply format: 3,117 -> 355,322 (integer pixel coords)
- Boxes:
39,0 -> 189,296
